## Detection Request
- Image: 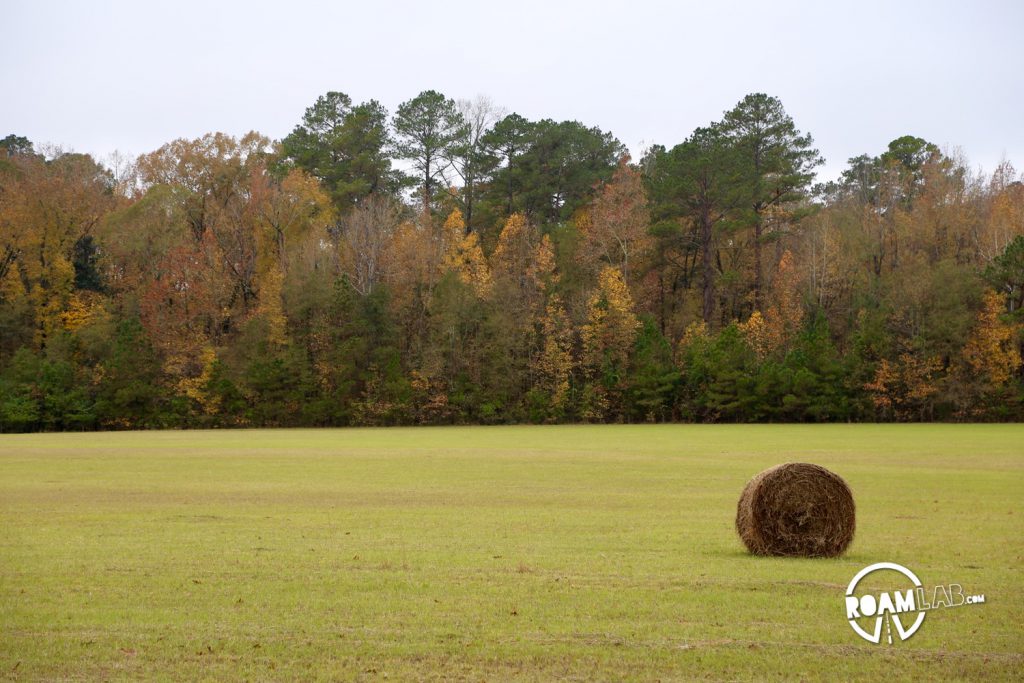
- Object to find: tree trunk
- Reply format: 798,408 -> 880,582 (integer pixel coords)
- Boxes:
753,215 -> 762,311
701,207 -> 715,325
423,151 -> 433,211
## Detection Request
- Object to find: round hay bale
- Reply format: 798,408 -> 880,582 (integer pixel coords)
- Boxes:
735,463 -> 855,558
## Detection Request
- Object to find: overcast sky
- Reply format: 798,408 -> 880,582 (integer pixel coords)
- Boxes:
3,0 -> 1021,182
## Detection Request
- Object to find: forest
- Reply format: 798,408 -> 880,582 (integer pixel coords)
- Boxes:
1,91 -> 1021,430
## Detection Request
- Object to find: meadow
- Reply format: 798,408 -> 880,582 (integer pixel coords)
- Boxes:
0,425 -> 1021,680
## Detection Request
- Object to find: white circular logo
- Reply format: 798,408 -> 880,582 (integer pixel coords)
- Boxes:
846,562 -> 926,644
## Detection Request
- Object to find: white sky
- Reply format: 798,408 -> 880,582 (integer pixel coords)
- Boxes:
2,0 -> 1022,183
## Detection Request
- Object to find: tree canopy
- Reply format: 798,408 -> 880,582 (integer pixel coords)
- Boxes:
1,90 -> 1022,431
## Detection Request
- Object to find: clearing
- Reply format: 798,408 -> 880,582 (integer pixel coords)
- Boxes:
1,425 -> 1021,680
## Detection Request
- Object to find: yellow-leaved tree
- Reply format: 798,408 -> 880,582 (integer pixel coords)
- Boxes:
581,266 -> 641,420
532,294 -> 574,421
738,250 -> 804,358
0,152 -> 115,349
963,290 -> 1021,384
530,233 -> 558,292
491,213 -> 535,285
491,213 -> 546,321
249,166 -> 335,346
441,209 -> 491,296
955,289 -> 1022,416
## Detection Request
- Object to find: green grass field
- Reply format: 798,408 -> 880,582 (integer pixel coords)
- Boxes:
1,425 -> 1021,680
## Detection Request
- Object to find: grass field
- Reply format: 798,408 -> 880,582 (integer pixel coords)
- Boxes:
1,425 -> 1022,681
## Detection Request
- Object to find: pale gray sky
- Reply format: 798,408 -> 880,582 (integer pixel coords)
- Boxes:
2,0 -> 1021,182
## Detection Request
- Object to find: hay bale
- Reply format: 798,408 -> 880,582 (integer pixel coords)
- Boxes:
735,462 -> 855,557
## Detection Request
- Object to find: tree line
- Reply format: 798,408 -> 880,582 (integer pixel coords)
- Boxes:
1,90 -> 1021,430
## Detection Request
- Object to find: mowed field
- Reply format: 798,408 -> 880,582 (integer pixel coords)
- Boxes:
0,425 -> 1021,681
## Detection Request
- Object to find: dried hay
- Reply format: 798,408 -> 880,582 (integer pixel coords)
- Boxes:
736,462 -> 855,558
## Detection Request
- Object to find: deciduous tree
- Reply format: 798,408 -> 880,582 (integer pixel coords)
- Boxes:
582,156 -> 651,287
581,266 -> 640,420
